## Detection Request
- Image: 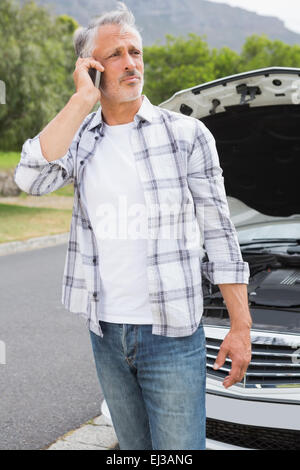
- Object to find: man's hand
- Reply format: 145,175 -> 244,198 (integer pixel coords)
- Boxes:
215,283 -> 252,388
39,56 -> 104,163
73,56 -> 104,107
213,328 -> 252,388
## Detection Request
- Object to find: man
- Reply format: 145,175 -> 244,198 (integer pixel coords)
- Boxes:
14,2 -> 252,450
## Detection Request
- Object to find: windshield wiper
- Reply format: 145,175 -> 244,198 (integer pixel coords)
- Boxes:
239,238 -> 300,247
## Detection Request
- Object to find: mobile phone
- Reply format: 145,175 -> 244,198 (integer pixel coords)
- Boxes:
88,68 -> 101,89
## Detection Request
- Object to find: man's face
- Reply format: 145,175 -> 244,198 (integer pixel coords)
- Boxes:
92,24 -> 144,104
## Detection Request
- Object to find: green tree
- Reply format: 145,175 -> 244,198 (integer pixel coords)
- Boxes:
143,33 -> 300,105
211,46 -> 241,79
143,34 -> 216,105
0,0 -> 78,150
1,1 -> 300,149
239,34 -> 300,70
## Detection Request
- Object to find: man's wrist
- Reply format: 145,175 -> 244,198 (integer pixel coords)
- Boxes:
71,91 -> 98,113
228,306 -> 252,332
230,318 -> 252,332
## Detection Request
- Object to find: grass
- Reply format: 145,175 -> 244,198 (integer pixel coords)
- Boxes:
0,150 -> 74,242
0,203 -> 72,244
0,151 -> 21,170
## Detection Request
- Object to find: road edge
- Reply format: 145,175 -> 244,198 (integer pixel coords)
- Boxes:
44,414 -> 119,451
0,232 -> 69,256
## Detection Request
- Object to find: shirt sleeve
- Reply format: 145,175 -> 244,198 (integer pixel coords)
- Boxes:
187,119 -> 250,285
14,131 -> 74,195
14,112 -> 95,195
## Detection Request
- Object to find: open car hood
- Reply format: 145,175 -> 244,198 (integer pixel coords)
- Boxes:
160,67 -> 300,218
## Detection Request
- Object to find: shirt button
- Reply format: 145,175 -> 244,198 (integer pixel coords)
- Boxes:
80,160 -> 84,165
93,257 -> 97,264
93,292 -> 97,298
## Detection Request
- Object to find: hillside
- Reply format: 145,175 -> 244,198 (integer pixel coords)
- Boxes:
21,0 -> 300,51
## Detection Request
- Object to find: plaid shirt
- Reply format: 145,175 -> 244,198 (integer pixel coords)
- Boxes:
14,95 -> 249,338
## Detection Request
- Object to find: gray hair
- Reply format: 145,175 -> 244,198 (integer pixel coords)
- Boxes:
73,2 -> 142,58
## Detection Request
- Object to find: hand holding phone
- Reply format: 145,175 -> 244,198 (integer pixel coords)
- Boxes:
73,56 -> 103,106
88,68 -> 102,89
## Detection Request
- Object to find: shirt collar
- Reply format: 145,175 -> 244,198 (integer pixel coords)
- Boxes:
87,95 -> 154,132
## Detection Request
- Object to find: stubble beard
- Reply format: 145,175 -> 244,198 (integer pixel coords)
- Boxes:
101,76 -> 144,104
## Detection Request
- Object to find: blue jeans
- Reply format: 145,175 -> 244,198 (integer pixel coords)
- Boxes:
89,320 -> 206,450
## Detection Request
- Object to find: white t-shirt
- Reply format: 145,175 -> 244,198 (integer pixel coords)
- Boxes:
81,121 -> 153,324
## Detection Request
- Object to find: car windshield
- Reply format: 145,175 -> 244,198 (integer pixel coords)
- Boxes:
237,220 -> 300,244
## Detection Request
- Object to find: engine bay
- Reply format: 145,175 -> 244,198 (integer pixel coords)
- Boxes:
202,249 -> 300,332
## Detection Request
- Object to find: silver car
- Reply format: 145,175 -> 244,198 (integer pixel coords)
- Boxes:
102,67 -> 300,450
160,66 -> 300,450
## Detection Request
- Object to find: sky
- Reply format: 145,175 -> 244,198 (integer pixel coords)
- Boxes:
207,0 -> 300,34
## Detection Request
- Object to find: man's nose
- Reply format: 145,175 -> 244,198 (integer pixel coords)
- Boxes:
124,52 -> 135,69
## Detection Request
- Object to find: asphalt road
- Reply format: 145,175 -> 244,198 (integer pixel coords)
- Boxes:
0,244 -> 104,450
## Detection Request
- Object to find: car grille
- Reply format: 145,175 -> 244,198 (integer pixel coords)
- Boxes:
113,421 -> 300,450
206,418 -> 300,450
206,334 -> 300,388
